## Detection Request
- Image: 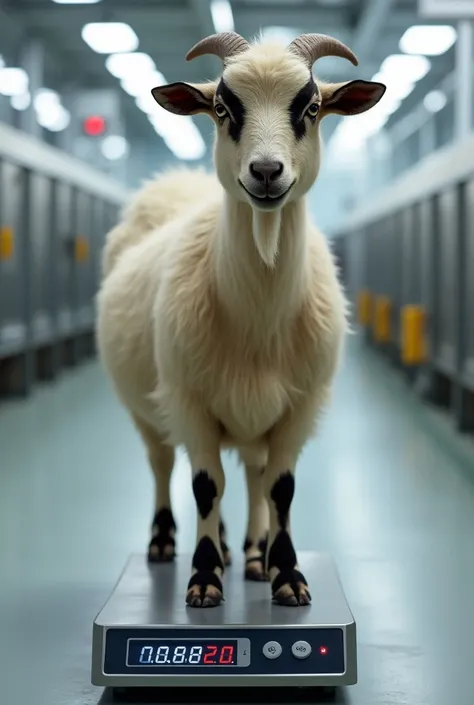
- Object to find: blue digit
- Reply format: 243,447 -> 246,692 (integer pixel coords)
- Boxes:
139,646 -> 153,664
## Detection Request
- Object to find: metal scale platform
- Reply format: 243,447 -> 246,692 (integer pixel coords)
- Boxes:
91,552 -> 357,690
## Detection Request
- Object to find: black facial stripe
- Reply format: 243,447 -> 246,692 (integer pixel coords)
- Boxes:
192,470 -> 217,519
216,78 -> 245,142
289,77 -> 318,140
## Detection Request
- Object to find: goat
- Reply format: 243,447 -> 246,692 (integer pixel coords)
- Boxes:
96,31 -> 385,607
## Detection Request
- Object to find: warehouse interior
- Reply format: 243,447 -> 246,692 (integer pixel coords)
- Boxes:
1,1 -> 474,704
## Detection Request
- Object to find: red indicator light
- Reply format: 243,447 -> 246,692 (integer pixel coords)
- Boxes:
83,115 -> 106,137
320,646 -> 328,655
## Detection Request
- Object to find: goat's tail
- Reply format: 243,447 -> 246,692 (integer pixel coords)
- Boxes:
101,166 -> 220,278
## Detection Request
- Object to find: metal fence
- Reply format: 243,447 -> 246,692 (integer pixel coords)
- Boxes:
333,129 -> 474,433
0,123 -> 128,398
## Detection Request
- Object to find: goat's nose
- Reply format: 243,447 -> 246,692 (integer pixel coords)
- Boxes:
250,160 -> 284,183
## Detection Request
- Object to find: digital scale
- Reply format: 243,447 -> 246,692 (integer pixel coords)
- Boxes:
91,552 -> 357,692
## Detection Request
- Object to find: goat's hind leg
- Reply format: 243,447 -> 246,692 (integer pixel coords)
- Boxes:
133,415 -> 176,562
242,463 -> 269,582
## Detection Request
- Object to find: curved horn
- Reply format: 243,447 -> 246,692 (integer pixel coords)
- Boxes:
288,33 -> 359,68
186,31 -> 250,62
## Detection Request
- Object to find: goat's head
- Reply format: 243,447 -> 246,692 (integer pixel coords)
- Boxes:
152,32 -> 386,211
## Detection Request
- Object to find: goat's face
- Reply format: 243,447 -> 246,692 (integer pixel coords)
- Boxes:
153,33 -> 385,212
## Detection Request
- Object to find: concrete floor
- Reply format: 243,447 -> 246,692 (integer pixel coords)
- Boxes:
1,340 -> 474,705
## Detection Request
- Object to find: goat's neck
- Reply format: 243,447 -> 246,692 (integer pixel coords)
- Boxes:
214,194 -> 310,338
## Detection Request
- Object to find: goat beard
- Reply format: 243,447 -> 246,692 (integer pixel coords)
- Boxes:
252,209 -> 281,268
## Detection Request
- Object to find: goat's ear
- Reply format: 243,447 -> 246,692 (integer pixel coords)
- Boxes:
151,81 -> 216,116
320,80 -> 386,117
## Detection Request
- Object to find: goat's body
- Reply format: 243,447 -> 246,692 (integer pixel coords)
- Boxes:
97,168 -> 347,468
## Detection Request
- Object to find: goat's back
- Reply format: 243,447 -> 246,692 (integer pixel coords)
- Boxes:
101,167 -> 221,277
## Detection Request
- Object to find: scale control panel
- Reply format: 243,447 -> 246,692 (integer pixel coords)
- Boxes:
103,628 -> 346,677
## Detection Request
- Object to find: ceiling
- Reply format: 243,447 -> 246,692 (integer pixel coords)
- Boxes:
0,0 -> 456,163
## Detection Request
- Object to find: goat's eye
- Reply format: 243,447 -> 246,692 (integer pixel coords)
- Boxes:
306,102 -> 320,118
214,103 -> 228,119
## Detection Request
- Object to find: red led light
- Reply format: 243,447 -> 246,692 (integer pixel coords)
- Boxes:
83,115 -> 106,137
320,646 -> 328,655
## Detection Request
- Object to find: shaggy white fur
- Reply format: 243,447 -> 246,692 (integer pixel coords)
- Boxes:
96,32 -> 385,608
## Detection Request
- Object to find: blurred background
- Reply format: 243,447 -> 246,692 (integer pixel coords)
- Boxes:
1,2 -> 474,705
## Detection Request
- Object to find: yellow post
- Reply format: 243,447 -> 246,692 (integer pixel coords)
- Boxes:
74,235 -> 90,263
373,296 -> 392,343
357,289 -> 372,327
401,305 -> 427,365
0,226 -> 14,260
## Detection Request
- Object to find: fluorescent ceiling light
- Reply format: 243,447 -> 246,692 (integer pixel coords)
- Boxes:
149,112 -> 206,161
106,52 -> 155,79
0,67 -> 29,96
136,93 -> 159,115
380,54 -> 431,82
121,70 -> 166,97
372,72 -> 415,101
11,92 -> 31,111
37,103 -> 70,132
101,135 -> 129,160
260,26 -> 300,44
210,0 -> 234,33
400,25 -> 457,56
34,88 -> 60,112
82,22 -> 139,54
53,0 -> 102,3
424,89 -> 447,113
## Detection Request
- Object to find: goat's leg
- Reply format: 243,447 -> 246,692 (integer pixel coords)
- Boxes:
133,415 -> 176,562
219,516 -> 232,566
263,397 -> 323,606
243,464 -> 269,582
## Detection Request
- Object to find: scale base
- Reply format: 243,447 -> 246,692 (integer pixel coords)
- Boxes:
92,552 -> 357,689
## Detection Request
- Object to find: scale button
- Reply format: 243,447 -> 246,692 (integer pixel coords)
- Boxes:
291,641 -> 312,659
263,641 -> 282,659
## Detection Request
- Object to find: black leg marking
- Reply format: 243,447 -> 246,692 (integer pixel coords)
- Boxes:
192,470 -> 217,519
148,508 -> 176,563
244,533 -> 269,582
187,536 -> 224,608
268,530 -> 310,606
270,471 -> 294,529
219,518 -> 232,566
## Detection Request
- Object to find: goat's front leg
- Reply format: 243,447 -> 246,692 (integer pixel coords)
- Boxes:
263,399 -> 322,606
180,405 -> 225,608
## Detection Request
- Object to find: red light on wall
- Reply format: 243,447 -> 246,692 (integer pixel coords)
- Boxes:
320,646 -> 328,655
83,115 -> 106,137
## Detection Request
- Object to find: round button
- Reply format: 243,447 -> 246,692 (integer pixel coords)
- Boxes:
291,640 -> 312,659
263,641 -> 282,659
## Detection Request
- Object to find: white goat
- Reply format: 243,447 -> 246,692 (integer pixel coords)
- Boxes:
96,31 -> 385,607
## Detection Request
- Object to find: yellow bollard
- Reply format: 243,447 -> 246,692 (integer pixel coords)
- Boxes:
0,226 -> 14,260
373,296 -> 392,343
357,289 -> 372,327
74,235 -> 90,263
401,305 -> 427,365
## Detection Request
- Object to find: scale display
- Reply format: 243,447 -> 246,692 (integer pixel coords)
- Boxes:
127,639 -> 239,667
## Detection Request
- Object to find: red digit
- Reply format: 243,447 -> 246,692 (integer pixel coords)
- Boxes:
203,645 -> 218,664
219,646 -> 234,665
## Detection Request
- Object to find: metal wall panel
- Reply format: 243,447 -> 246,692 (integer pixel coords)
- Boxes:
462,180 -> 474,389
55,181 -> 75,338
434,187 -> 459,375
0,160 -> 27,357
29,172 -> 53,345
401,205 -> 422,306
419,197 -> 436,358
74,189 -> 93,332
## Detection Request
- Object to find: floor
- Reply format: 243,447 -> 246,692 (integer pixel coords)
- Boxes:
1,340 -> 474,705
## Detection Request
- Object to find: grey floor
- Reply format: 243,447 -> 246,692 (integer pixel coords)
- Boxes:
1,340 -> 474,705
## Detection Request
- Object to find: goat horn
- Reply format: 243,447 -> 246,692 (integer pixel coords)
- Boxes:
288,33 -> 359,68
186,31 -> 250,62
